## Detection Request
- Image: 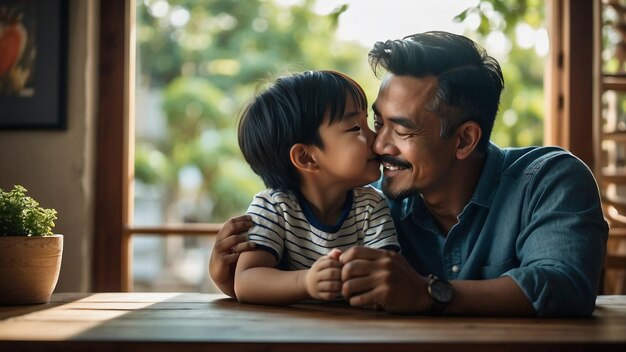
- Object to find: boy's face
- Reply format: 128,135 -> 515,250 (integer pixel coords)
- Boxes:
313,94 -> 381,189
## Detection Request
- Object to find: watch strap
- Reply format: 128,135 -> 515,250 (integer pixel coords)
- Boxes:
427,274 -> 452,315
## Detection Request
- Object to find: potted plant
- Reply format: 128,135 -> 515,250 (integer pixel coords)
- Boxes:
0,185 -> 62,304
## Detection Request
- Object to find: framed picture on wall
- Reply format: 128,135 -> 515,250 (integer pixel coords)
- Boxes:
0,0 -> 68,130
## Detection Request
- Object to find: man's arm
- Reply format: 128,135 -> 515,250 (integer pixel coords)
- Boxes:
235,249 -> 343,305
340,247 -> 534,315
505,153 -> 608,316
209,215 -> 255,298
447,277 -> 534,315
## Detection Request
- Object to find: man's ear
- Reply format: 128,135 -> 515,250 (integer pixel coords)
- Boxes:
455,121 -> 482,160
290,143 -> 318,172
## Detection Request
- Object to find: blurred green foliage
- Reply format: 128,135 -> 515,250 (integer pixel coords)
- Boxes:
456,0 -> 545,147
135,0 -> 373,223
134,0 -> 545,223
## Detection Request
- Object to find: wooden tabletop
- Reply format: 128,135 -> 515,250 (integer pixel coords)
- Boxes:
1,293 -> 625,352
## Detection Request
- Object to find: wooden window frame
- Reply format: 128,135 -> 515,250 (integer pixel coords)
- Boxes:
544,0 -> 594,167
92,0 -> 596,291
93,0 -> 129,291
93,0 -> 221,291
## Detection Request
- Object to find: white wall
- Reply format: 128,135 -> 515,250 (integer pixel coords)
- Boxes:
0,0 -> 98,292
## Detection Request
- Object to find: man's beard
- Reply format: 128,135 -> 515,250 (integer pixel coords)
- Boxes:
381,176 -> 419,201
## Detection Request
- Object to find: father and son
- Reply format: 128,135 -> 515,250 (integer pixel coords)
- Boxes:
208,31 -> 609,317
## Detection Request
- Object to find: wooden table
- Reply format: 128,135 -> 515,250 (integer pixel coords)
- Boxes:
0,293 -> 625,351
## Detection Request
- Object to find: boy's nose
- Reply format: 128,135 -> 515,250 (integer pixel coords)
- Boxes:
363,125 -> 376,143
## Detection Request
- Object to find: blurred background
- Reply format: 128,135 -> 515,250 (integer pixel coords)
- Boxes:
131,0 -> 547,292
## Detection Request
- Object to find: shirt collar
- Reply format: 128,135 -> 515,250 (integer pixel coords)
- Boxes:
470,142 -> 503,208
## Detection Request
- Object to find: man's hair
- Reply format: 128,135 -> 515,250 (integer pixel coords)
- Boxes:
238,70 -> 367,192
368,31 -> 504,152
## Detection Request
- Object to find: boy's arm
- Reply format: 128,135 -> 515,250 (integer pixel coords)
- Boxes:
235,249 -> 343,305
234,250 -> 308,304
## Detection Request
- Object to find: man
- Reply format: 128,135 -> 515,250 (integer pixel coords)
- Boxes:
210,31 -> 608,316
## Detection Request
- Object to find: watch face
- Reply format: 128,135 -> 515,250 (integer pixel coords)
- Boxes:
431,280 -> 453,303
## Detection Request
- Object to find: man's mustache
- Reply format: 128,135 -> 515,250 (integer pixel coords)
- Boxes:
379,155 -> 412,169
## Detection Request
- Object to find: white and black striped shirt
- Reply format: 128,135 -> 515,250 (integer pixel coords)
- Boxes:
246,186 -> 400,270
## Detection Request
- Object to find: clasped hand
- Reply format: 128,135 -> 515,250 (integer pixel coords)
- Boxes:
209,216 -> 429,313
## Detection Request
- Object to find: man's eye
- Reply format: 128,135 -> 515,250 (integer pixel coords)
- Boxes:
373,121 -> 382,130
394,130 -> 411,137
394,128 -> 418,138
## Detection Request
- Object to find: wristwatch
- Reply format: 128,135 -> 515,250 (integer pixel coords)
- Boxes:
427,274 -> 454,315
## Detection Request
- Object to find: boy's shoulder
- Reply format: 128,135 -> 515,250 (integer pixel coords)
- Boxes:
253,189 -> 299,207
352,185 -> 385,200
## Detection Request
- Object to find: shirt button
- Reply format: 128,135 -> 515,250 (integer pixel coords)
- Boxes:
452,265 -> 460,273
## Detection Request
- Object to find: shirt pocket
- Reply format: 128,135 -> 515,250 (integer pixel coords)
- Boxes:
480,258 -> 516,279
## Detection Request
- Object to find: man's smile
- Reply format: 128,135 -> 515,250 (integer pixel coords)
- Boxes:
382,162 -> 406,171
380,156 -> 411,173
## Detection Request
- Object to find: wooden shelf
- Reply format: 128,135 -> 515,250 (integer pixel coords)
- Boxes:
603,75 -> 626,90
602,131 -> 626,141
600,168 -> 626,182
609,227 -> 626,239
124,223 -> 222,236
607,254 -> 626,268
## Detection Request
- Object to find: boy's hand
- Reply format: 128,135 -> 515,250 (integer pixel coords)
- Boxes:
209,215 -> 255,296
305,249 -> 343,301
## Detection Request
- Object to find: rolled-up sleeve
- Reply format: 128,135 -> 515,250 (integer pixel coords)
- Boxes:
503,154 -> 608,316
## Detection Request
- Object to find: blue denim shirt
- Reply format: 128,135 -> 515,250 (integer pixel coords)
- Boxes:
385,143 -> 608,316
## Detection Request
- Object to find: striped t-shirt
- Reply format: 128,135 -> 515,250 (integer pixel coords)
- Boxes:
246,185 -> 400,270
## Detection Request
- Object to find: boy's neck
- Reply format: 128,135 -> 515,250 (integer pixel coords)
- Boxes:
298,183 -> 350,226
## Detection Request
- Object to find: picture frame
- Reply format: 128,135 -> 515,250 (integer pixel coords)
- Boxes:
0,0 -> 68,130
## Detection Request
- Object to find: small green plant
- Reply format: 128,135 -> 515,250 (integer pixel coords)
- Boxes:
0,185 -> 57,236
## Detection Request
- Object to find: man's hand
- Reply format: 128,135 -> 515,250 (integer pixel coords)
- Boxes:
339,247 -> 430,313
209,215 -> 255,297
304,249 -> 343,301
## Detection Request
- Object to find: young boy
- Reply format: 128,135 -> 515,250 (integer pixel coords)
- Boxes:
230,70 -> 399,305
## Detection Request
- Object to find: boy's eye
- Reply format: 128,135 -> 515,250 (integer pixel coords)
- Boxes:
371,114 -> 382,131
373,120 -> 382,130
347,125 -> 361,132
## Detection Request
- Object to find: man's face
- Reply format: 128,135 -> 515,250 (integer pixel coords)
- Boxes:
372,74 -> 458,200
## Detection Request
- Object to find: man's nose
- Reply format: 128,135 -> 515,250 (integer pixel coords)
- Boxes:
372,128 -> 391,155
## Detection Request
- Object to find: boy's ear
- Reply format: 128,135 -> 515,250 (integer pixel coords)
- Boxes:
290,143 -> 318,172
455,121 -> 482,160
